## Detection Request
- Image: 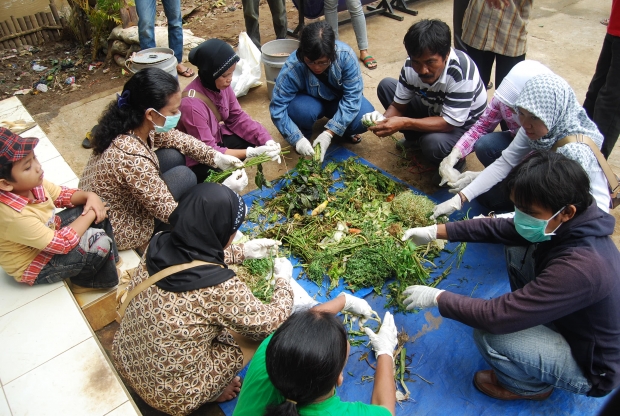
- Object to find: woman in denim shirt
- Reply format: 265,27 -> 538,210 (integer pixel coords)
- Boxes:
269,21 -> 374,162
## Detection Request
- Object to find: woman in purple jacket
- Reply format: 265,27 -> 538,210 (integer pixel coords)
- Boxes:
401,151 -> 620,401
177,39 -> 281,182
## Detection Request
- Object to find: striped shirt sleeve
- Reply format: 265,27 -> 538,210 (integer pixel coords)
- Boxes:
442,53 -> 487,127
394,59 -> 416,105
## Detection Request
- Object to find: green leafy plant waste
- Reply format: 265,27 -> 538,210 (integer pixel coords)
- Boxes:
237,157 -> 466,312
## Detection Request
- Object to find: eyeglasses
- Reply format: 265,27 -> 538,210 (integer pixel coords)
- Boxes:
304,59 -> 331,67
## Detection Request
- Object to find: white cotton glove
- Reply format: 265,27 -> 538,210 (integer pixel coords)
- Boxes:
431,194 -> 462,220
401,224 -> 437,245
272,257 -> 294,280
312,131 -> 333,163
339,292 -> 379,327
243,239 -> 282,259
402,285 -> 445,310
295,137 -> 315,157
222,169 -> 248,193
448,171 -> 481,194
289,278 -> 319,312
214,152 -> 244,170
438,148 -> 463,186
361,111 -> 385,126
364,311 -> 398,359
246,142 -> 281,163
265,140 -> 282,163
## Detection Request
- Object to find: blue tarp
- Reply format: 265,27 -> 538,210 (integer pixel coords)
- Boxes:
220,146 -> 611,416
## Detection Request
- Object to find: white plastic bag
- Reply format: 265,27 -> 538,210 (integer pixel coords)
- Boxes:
231,32 -> 263,97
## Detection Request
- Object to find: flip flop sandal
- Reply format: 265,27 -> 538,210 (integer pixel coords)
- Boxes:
601,18 -> 610,26
361,55 -> 377,70
178,67 -> 195,77
350,134 -> 363,144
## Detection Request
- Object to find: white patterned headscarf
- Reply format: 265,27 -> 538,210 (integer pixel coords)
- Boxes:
495,60 -> 553,107
516,73 -> 603,173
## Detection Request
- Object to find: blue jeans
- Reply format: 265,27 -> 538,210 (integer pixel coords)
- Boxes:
472,245 -> 593,396
35,206 -> 119,288
287,93 -> 375,140
135,0 -> 184,63
324,0 -> 368,51
474,131 -> 514,167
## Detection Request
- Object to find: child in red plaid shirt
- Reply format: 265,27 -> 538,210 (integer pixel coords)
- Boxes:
0,127 -> 118,290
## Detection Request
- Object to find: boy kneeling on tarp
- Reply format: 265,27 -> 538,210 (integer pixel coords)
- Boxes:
401,151 -> 620,400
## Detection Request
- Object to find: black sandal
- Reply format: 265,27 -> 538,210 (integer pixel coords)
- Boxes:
350,134 -> 363,144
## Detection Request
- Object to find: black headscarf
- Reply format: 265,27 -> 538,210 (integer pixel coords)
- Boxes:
189,39 -> 240,92
147,182 -> 246,292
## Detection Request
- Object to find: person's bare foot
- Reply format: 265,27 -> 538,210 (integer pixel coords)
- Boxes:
215,376 -> 242,402
177,63 -> 195,77
359,50 -> 377,69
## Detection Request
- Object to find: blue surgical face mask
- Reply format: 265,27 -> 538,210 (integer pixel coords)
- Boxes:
513,206 -> 565,243
150,109 -> 181,133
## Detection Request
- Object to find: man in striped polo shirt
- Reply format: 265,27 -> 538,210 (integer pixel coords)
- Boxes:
367,19 -> 487,166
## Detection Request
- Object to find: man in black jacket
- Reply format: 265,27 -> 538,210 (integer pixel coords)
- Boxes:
400,151 -> 620,400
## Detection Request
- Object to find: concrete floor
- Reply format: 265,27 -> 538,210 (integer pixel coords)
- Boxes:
32,0 -> 619,414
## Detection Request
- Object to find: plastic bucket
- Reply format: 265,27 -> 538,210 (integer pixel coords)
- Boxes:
125,47 -> 178,79
261,39 -> 300,100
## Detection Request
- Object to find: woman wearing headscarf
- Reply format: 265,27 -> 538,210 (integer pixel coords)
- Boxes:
270,21 -> 375,163
438,61 -> 553,186
112,183 -> 293,415
431,73 -> 611,216
178,39 -> 281,182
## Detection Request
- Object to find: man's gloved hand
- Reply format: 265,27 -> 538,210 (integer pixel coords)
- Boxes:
364,311 -> 398,359
448,171 -> 481,194
439,148 -> 463,186
272,257 -> 294,280
295,137 -> 315,157
243,239 -> 282,259
265,140 -> 282,163
246,142 -> 281,162
361,111 -> 385,127
222,169 -> 248,193
214,152 -> 244,170
402,285 -> 445,310
431,194 -> 462,220
339,292 -> 379,327
312,130 -> 333,163
401,224 -> 437,245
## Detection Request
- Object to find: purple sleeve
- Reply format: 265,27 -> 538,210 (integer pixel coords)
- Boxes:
438,251 -> 597,334
224,88 -> 272,146
455,97 -> 505,157
445,218 -> 528,246
178,98 -> 227,158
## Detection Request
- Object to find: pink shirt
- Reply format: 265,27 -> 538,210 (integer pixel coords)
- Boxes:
454,97 -> 520,157
178,78 -> 272,167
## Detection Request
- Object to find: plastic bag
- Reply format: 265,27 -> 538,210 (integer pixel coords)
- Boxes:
231,32 -> 263,97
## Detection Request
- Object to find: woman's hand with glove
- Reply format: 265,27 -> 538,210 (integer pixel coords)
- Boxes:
214,152 -> 244,170
338,292 -> 380,327
402,286 -> 445,310
272,257 -> 293,280
438,148 -> 462,186
246,141 -> 282,162
312,130 -> 333,163
295,137 -> 315,157
243,239 -> 281,259
431,194 -> 463,220
401,224 -> 437,245
448,171 -> 481,194
222,169 -> 248,193
364,311 -> 398,359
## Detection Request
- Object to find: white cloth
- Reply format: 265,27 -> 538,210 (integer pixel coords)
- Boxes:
494,60 -> 553,107
460,130 -> 611,212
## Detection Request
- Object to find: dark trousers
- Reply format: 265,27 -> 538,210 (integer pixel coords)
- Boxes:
584,33 -> 620,158
190,134 -> 252,183
453,0 -> 471,52
465,44 -> 525,89
242,0 -> 287,49
377,78 -> 470,165
35,206 -> 119,288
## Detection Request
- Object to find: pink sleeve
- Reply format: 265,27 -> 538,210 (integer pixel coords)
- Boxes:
454,97 -> 505,157
225,89 -> 272,146
178,99 -> 227,155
